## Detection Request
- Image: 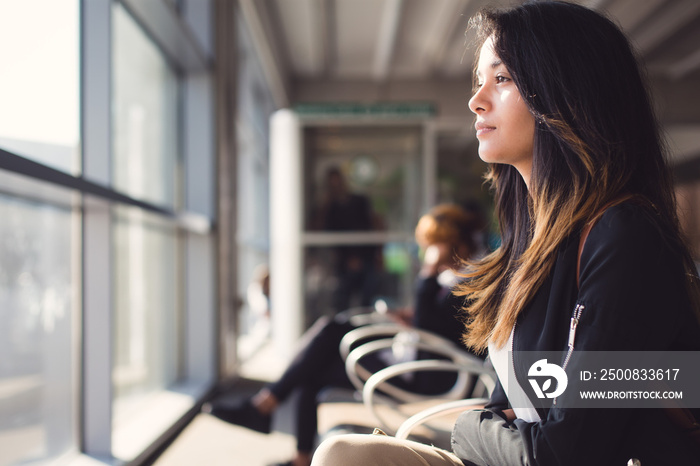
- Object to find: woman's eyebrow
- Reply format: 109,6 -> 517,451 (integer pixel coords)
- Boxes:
476,60 -> 504,78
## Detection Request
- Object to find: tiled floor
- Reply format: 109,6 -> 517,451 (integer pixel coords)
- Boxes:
152,342 -> 300,466
151,413 -> 297,466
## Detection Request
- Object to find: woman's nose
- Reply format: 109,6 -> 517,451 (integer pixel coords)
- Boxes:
468,87 -> 488,114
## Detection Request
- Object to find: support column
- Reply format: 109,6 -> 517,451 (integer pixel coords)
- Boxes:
270,109 -> 304,358
81,0 -> 113,458
214,0 -> 239,379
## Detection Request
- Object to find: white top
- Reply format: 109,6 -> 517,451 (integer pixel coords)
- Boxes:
488,327 -> 541,423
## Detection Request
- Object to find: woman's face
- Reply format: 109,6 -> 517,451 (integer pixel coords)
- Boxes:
469,37 -> 535,185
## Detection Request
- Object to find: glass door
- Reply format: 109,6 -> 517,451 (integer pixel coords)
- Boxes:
301,125 -> 424,326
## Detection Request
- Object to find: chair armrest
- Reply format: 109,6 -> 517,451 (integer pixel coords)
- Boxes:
347,311 -> 394,328
362,359 -> 496,433
395,398 -> 490,440
339,324 -> 407,361
343,338 -> 397,393
340,324 -> 467,361
343,327 -> 489,395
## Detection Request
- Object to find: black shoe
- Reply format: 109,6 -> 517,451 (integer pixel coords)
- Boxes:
201,399 -> 271,434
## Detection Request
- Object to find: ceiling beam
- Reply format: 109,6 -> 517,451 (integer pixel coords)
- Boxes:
120,0 -> 211,72
292,78 -> 473,123
266,0 -> 328,78
666,124 -> 700,164
421,0 -> 469,77
608,0 -> 665,33
581,0 -> 611,11
651,75 -> 700,125
632,0 -> 700,55
665,48 -> 700,80
238,0 -> 290,108
317,0 -> 335,76
296,0 -> 333,77
373,0 -> 404,81
291,74 -> 700,126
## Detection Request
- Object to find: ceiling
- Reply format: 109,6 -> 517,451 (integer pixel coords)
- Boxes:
240,0 -> 700,159
249,0 -> 700,82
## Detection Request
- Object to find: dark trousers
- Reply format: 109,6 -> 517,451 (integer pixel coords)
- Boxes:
267,315 -> 356,452
266,314 -> 459,453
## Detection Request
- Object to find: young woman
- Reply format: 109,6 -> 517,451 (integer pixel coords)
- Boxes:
204,203 -> 486,466
311,2 -> 700,465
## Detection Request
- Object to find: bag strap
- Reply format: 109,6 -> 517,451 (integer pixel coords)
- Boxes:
576,221 -> 595,288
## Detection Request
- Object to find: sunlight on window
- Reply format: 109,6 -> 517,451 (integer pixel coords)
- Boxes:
0,0 -> 79,173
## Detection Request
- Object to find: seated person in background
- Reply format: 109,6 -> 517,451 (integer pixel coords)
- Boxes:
246,263 -> 272,342
203,203 -> 486,466
312,166 -> 383,312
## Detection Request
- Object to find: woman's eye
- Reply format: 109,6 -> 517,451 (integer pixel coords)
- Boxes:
496,75 -> 510,84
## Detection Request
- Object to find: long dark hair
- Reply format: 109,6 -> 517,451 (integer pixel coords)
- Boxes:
458,0 -> 700,351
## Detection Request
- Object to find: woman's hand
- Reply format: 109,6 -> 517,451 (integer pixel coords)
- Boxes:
420,243 -> 455,277
387,307 -> 414,326
502,409 -> 516,422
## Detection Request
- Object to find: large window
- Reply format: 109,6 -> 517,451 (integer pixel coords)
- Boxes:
112,3 -> 180,209
0,0 -> 218,462
236,15 -> 276,360
0,0 -> 80,174
0,1 -> 80,464
0,191 -> 76,465
110,3 -> 185,458
113,208 -> 180,414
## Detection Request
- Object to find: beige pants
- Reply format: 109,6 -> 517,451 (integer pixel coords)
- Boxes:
310,433 -> 463,466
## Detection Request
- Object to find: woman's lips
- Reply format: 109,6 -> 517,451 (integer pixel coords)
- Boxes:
475,122 -> 496,137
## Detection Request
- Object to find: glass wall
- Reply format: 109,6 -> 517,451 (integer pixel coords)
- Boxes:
109,3 -> 196,461
112,208 -> 180,418
111,0 -> 183,411
0,194 -> 76,465
0,0 -> 217,463
0,1 -> 80,464
236,13 -> 276,361
0,0 -> 80,174
112,3 -> 180,209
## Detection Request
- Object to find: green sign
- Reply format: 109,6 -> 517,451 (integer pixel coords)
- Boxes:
294,102 -> 435,118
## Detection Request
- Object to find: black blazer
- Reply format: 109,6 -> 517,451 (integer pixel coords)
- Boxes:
483,203 -> 700,465
413,273 -> 468,348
